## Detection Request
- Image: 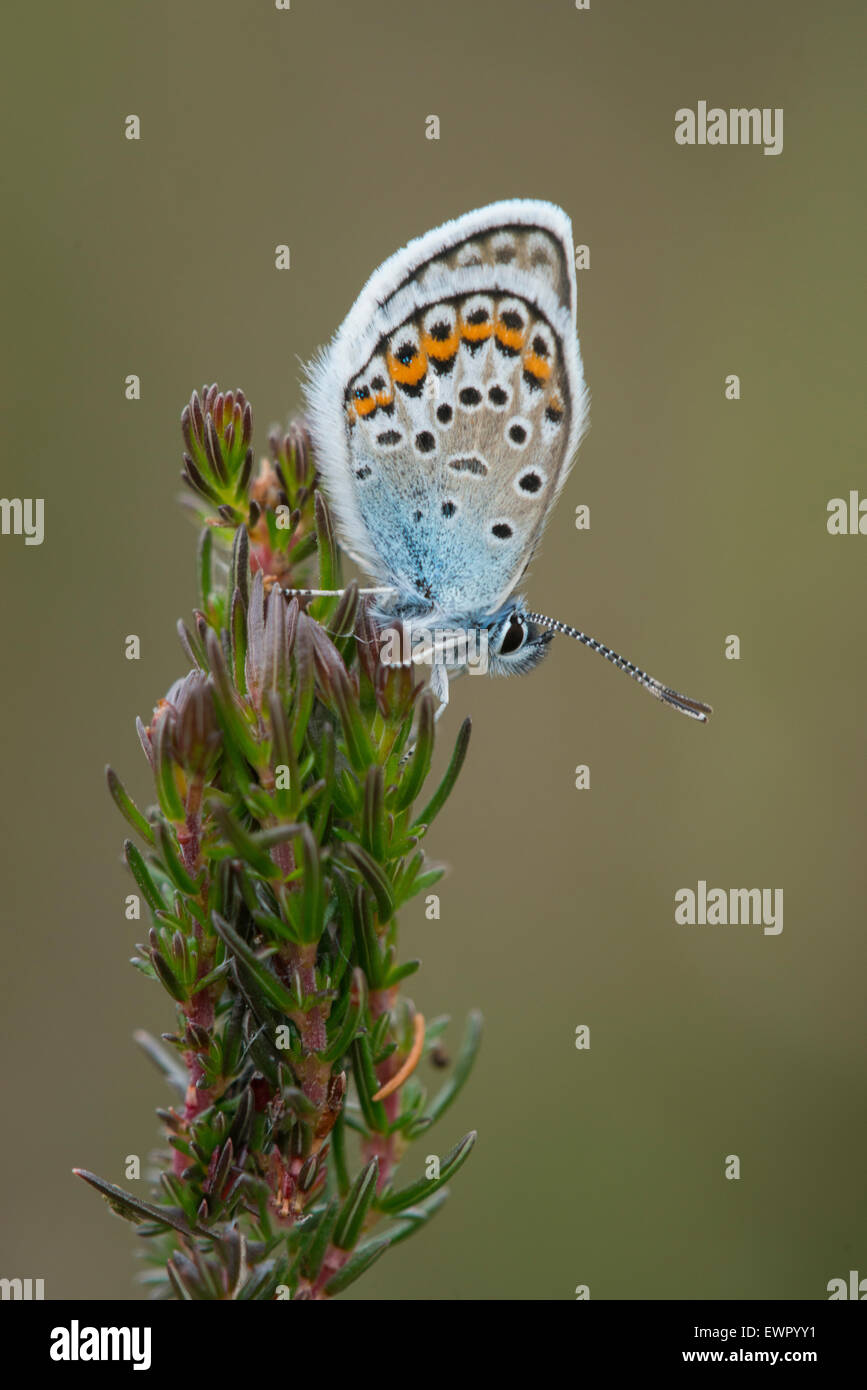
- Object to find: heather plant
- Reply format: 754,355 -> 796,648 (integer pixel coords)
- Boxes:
77,387 -> 480,1300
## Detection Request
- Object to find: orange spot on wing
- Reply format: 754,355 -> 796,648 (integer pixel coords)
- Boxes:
421,329 -> 460,360
495,323 -> 526,352
523,351 -> 552,380
387,350 -> 428,385
353,395 -> 377,417
460,318 -> 492,342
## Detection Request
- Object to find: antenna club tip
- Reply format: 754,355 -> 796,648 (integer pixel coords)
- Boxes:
526,610 -> 712,723
662,690 -> 713,722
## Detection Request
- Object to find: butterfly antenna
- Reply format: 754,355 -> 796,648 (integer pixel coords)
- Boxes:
525,612 -> 713,723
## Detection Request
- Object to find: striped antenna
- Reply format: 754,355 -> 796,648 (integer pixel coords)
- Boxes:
525,611 -> 712,723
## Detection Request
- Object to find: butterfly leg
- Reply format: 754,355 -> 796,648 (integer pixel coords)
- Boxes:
397,664 -> 450,766
429,661 -> 450,717
281,586 -> 398,599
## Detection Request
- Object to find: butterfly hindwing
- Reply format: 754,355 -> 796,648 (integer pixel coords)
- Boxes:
345,291 -> 573,614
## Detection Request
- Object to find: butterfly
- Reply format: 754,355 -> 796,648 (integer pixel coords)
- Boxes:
299,199 -> 711,722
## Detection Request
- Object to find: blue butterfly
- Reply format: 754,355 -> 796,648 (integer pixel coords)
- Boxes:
300,199 -> 711,722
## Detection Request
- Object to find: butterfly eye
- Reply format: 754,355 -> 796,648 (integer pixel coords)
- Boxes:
499,615 -> 528,656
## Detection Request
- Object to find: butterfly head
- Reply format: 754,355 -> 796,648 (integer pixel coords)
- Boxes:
483,602 -> 555,677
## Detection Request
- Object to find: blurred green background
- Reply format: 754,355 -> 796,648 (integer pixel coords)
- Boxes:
2,0 -> 864,1301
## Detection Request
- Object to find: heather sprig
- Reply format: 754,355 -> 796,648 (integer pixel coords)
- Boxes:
81,386 -> 480,1300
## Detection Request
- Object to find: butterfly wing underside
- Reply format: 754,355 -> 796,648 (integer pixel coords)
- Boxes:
305,200 -> 588,617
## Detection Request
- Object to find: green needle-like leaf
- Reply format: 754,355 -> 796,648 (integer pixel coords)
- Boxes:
351,1036 -> 388,1133
418,1009 -> 484,1130
123,840 -> 165,915
323,1236 -> 391,1296
301,1199 -> 339,1281
393,691 -> 435,812
230,588 -> 247,694
321,967 -> 367,1063
385,1188 -> 451,1247
362,764 -> 387,860
198,526 -> 214,612
333,1157 -> 379,1250
291,609 -> 315,757
377,1131 -> 476,1214
106,767 -> 155,846
152,716 -> 187,823
413,716 -> 471,831
230,523 -> 249,610
314,490 -> 338,597
344,842 -> 394,920
73,1169 -> 204,1237
331,666 -> 377,773
132,1029 -> 189,1093
213,806 -> 281,880
153,819 -> 200,895
212,912 -> 297,1014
